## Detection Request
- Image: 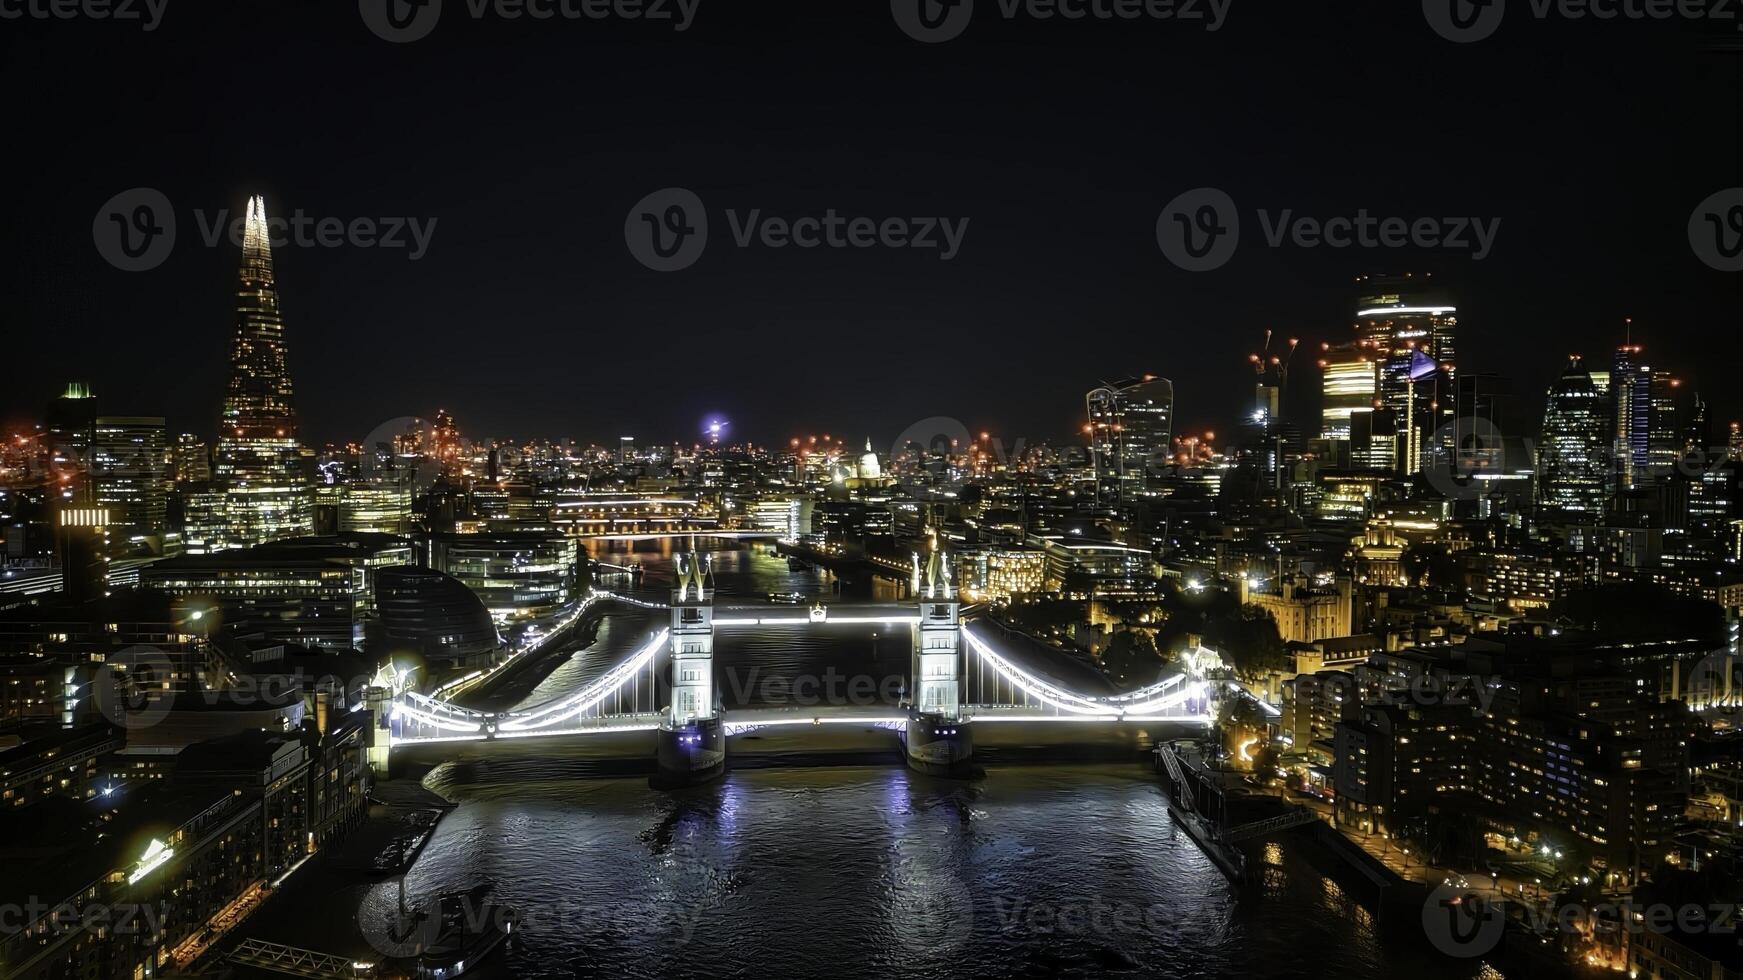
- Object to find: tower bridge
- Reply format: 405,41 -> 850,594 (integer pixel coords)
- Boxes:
378,542 -> 1212,783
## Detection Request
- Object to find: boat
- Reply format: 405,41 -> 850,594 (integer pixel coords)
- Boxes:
787,556 -> 810,571
416,890 -> 518,979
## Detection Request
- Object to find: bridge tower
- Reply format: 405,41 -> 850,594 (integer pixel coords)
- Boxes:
902,546 -> 976,777
655,538 -> 726,786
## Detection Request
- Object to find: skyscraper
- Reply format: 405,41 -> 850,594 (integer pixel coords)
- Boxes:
1352,275 -> 1456,475
90,415 -> 168,556
1537,357 -> 1610,520
1612,342 -> 1648,491
1318,341 -> 1378,442
1085,376 -> 1173,509
207,196 -> 312,551
1648,368 -> 1682,476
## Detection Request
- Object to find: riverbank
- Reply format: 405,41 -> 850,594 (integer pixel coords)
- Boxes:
204,777 -> 459,975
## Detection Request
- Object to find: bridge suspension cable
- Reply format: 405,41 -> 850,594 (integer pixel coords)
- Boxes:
962,626 -> 1199,718
497,629 -> 669,732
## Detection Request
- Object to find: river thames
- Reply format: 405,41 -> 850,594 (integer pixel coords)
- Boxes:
329,542 -> 1495,978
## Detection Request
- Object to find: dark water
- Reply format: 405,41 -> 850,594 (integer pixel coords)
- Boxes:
378,541 -> 1494,979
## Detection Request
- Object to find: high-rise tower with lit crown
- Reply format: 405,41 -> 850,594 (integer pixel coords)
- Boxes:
207,196 -> 312,551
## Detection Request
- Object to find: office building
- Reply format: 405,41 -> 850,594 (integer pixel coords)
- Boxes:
90,416 -> 168,556
1086,376 -> 1174,508
1537,357 -> 1610,521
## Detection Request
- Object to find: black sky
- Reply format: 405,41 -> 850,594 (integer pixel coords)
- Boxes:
5,1 -> 1738,449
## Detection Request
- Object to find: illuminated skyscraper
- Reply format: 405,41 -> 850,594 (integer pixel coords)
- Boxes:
1318,341 -> 1378,441
1647,369 -> 1682,475
1537,357 -> 1609,520
208,196 -> 312,551
1352,275 -> 1456,475
1612,343 -> 1649,490
91,416 -> 168,556
1085,376 -> 1173,508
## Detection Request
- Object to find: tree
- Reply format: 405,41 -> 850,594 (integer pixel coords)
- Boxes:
1155,585 -> 1288,683
1099,630 -> 1164,691
1402,542 -> 1462,591
1251,744 -> 1281,783
1216,695 -> 1269,764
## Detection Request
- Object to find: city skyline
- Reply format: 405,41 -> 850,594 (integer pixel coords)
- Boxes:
6,6 -> 1743,980
10,198 -> 1730,458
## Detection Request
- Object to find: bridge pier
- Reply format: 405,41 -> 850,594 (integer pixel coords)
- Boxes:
655,716 -> 726,786
901,711 -> 975,777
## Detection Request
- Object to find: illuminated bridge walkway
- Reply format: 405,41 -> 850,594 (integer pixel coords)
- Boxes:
387,612 -> 1212,751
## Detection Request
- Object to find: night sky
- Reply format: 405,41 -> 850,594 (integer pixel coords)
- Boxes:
5,1 -> 1738,449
